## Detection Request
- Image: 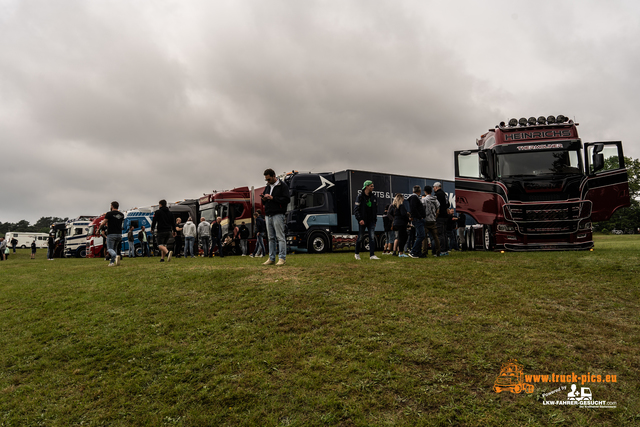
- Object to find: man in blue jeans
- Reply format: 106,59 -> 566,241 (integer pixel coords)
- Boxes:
354,180 -> 380,260
261,168 -> 289,266
408,185 -> 426,258
100,201 -> 124,267
138,225 -> 151,257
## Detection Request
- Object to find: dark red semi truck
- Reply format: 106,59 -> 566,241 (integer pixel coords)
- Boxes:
454,115 -> 630,251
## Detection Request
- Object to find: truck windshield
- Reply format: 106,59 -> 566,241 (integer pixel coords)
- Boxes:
289,192 -> 326,210
212,203 -> 228,220
200,205 -> 216,222
497,150 -> 581,178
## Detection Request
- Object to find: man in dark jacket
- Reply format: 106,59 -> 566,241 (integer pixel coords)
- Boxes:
261,168 -> 289,266
408,185 -> 426,258
434,182 -> 450,255
250,211 -> 266,257
100,201 -> 124,267
239,221 -> 250,256
151,199 -> 177,262
354,180 -> 380,260
211,217 -> 223,257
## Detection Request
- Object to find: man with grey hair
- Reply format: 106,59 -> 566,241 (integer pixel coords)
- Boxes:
433,182 -> 450,256
423,185 -> 441,257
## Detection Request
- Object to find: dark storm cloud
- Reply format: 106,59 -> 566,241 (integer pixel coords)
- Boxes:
1,0 -> 639,222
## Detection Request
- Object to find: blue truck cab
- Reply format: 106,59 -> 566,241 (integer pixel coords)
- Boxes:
121,207 -> 155,256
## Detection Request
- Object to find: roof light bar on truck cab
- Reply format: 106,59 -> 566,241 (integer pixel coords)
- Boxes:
505,114 -> 569,128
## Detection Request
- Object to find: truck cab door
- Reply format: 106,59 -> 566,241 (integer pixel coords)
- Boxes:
455,150 -> 489,222
583,141 -> 630,221
455,150 -> 481,180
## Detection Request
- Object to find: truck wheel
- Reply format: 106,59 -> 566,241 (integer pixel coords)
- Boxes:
76,247 -> 87,258
308,233 -> 329,254
483,226 -> 494,251
135,245 -> 143,257
362,236 -> 375,252
360,235 -> 369,252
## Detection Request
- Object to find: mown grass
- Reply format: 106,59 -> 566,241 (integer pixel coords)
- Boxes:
1,236 -> 639,426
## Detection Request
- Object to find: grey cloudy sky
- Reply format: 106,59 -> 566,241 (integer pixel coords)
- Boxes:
2,0 -> 639,223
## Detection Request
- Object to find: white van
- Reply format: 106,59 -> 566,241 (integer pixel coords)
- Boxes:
4,232 -> 49,249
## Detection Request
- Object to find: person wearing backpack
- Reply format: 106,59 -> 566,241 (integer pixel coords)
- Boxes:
422,185 -> 441,257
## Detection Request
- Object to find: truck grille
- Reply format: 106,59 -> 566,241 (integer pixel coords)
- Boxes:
503,201 -> 591,235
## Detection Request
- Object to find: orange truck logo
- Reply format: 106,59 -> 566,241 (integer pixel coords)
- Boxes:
494,359 -> 534,394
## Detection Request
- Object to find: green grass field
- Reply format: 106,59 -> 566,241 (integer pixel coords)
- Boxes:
1,235 -> 639,426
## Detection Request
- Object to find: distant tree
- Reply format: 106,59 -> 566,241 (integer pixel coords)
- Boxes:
0,216 -> 69,234
0,221 -> 19,234
33,216 -> 67,233
602,156 -> 640,198
595,156 -> 640,233
14,220 -> 31,232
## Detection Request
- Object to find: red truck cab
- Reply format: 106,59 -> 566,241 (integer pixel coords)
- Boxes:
455,115 -> 630,251
85,214 -> 106,258
199,186 -> 265,254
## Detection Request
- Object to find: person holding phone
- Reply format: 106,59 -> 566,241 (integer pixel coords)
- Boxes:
261,168 -> 289,266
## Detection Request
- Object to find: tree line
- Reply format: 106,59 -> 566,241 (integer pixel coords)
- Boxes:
0,217 -> 68,235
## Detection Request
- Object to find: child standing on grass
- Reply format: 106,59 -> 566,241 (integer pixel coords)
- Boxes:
31,240 -> 36,259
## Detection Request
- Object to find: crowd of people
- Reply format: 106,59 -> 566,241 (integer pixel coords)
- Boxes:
356,180 -> 465,260
4,173 -> 464,265
96,168 -> 289,267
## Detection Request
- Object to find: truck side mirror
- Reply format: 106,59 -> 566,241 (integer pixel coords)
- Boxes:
478,151 -> 490,180
592,143 -> 605,173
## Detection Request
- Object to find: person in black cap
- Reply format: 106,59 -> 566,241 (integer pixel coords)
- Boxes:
354,180 -> 380,260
